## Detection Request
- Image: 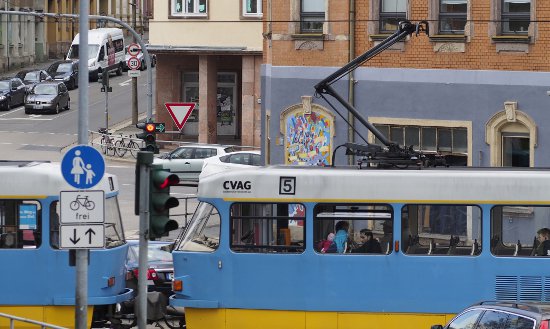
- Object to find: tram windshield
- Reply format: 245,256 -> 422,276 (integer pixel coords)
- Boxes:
176,202 -> 220,252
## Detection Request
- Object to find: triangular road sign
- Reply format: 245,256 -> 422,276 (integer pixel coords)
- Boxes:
164,103 -> 196,130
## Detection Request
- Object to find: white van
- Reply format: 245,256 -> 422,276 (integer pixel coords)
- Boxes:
66,28 -> 125,81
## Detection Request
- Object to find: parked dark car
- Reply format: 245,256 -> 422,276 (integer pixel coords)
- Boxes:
24,81 -> 70,114
431,301 -> 550,329
47,60 -> 79,90
0,77 -> 26,110
15,69 -> 52,91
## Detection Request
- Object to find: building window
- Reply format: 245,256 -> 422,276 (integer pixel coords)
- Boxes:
501,0 -> 530,34
172,0 -> 207,16
502,133 -> 529,167
243,0 -> 262,17
301,0 -> 324,33
439,0 -> 467,34
374,124 -> 468,165
380,0 -> 407,33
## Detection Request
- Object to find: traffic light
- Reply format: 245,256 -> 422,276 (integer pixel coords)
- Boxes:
149,164 -> 180,240
136,122 -> 157,153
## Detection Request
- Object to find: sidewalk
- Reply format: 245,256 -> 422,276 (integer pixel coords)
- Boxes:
0,57 -> 60,78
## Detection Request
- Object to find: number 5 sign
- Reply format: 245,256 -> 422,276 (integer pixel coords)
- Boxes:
127,56 -> 141,70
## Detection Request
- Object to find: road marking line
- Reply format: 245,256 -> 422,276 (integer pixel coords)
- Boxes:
119,79 -> 132,86
0,117 -> 53,121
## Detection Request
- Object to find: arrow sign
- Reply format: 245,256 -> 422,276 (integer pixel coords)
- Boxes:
165,103 -> 196,130
60,224 -> 105,249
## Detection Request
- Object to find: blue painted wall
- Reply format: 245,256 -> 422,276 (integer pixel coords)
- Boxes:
262,65 -> 550,166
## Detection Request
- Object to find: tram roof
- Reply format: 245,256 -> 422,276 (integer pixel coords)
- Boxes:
0,161 -> 118,197
198,165 -> 550,204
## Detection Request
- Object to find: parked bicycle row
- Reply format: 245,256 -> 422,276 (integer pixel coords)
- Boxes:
90,128 -> 143,159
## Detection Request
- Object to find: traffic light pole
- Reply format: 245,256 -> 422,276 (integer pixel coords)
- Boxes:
136,151 -> 153,329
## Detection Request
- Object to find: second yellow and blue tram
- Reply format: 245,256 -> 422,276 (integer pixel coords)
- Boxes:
0,161 -> 132,328
171,166 -> 550,329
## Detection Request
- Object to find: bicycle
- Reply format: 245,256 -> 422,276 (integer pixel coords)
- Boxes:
114,134 -> 140,158
70,195 -> 95,211
99,128 -> 117,156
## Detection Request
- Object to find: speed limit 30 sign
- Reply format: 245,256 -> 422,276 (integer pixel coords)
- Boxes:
127,56 -> 141,70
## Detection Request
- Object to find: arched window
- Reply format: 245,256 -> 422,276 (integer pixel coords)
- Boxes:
485,101 -> 537,167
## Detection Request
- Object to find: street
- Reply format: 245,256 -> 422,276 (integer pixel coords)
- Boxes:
0,67 -> 198,239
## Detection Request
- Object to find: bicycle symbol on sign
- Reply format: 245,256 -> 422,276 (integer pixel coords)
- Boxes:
70,195 -> 96,211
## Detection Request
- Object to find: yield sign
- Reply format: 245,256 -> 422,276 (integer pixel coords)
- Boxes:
164,102 -> 196,130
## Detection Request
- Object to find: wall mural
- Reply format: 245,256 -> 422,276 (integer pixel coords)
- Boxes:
282,97 -> 334,166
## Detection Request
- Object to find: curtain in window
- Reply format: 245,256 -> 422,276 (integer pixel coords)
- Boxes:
381,0 -> 407,12
303,0 -> 324,12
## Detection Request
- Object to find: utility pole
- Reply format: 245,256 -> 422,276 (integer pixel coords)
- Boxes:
131,1 -> 138,125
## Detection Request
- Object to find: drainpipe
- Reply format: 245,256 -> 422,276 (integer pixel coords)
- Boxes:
347,0 -> 356,165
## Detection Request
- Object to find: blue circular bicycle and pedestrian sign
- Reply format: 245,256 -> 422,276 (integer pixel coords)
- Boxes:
61,145 -> 105,189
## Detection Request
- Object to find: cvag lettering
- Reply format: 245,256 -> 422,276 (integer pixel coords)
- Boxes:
223,180 -> 251,190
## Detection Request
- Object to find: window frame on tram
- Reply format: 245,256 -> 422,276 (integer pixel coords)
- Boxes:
229,202 -> 305,254
0,199 -> 42,249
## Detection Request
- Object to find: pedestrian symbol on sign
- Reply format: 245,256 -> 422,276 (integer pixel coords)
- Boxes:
61,145 -> 105,189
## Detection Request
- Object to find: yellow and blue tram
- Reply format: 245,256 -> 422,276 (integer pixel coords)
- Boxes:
171,166 -> 550,329
0,161 -> 132,328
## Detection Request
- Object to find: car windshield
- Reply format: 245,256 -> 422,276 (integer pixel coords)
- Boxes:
56,63 -> 72,73
33,85 -> 57,95
129,244 -> 173,262
0,81 -> 9,91
69,44 -> 99,59
24,72 -> 40,82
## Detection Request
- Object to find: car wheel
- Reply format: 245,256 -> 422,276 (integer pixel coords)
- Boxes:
70,78 -> 76,90
116,64 -> 123,76
6,97 -> 11,110
65,98 -> 70,110
140,60 -> 145,71
24,109 -> 30,114
54,103 -> 60,114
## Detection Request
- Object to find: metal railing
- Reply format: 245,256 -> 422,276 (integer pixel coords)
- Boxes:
0,312 -> 68,329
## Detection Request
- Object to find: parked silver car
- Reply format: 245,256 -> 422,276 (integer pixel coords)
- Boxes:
155,144 -> 235,184
24,81 -> 70,114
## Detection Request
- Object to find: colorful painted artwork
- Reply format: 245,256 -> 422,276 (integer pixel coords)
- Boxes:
285,111 -> 332,166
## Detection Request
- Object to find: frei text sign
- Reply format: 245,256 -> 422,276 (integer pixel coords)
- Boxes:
164,102 -> 196,130
59,190 -> 105,249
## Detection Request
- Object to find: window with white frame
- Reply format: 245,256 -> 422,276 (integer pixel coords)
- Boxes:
380,0 -> 407,33
501,0 -> 530,34
439,0 -> 467,34
301,0 -> 324,33
243,0 -> 262,17
172,0 -> 207,16
374,124 -> 468,165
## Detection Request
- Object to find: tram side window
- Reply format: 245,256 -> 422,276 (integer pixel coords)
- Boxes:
491,206 -> 550,257
402,204 -> 482,256
176,202 -> 220,252
314,204 -> 393,255
230,203 -> 305,253
0,200 -> 41,249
